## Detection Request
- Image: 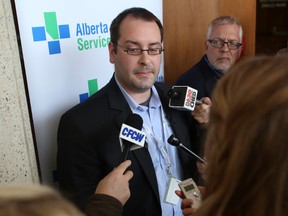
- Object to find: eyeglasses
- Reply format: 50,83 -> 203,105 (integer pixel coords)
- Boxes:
207,39 -> 242,50
115,43 -> 164,56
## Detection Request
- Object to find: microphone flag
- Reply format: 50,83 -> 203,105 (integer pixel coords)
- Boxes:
168,86 -> 198,111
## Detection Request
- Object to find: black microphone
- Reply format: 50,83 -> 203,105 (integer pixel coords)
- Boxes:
168,134 -> 206,164
119,113 -> 144,163
168,86 -> 202,111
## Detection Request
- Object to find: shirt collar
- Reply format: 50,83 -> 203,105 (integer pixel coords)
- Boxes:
204,55 -> 224,79
115,75 -> 161,112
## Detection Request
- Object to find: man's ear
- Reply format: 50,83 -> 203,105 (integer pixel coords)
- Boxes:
108,42 -> 116,64
205,40 -> 209,51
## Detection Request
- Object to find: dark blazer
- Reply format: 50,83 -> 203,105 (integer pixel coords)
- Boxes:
57,76 -> 197,216
176,55 -> 222,99
175,55 -> 223,163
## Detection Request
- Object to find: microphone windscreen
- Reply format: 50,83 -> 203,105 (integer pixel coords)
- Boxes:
125,113 -> 143,130
168,87 -> 187,106
168,134 -> 180,147
167,134 -> 206,163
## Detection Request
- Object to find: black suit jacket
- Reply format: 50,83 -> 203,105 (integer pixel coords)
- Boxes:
57,76 -> 197,216
176,55 -> 222,99
175,55 -> 223,159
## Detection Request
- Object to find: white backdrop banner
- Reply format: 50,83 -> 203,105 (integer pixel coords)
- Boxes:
14,0 -> 163,185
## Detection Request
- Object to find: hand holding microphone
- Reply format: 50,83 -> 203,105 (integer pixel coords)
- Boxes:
168,85 -> 212,124
191,97 -> 212,124
168,86 -> 202,111
95,160 -> 133,206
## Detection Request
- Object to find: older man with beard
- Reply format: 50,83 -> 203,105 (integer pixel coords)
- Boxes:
175,16 -> 243,170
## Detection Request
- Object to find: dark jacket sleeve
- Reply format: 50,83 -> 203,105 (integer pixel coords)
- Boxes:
86,194 -> 123,216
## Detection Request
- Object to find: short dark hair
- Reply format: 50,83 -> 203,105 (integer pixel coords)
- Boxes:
110,7 -> 164,44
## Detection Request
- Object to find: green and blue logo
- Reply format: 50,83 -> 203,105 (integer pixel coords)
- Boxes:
79,79 -> 99,102
32,12 -> 70,55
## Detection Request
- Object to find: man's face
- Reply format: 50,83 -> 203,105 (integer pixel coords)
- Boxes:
108,16 -> 162,95
205,23 -> 242,73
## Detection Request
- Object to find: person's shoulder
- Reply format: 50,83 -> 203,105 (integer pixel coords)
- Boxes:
187,56 -> 208,74
60,81 -> 112,119
176,56 -> 207,85
154,81 -> 172,90
153,82 -> 173,101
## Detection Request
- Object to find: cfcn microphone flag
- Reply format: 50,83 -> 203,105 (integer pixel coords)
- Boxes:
119,113 -> 145,163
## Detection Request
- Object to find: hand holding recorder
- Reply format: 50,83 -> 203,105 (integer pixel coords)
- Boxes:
178,178 -> 202,209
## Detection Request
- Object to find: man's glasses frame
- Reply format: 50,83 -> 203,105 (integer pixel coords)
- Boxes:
207,39 -> 242,50
115,43 -> 164,56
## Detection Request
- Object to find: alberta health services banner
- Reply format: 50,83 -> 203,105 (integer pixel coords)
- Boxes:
14,0 -> 163,185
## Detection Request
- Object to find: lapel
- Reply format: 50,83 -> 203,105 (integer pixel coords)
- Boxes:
107,76 -> 160,202
155,83 -> 193,170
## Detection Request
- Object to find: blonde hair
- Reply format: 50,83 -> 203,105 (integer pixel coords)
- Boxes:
196,56 -> 288,216
0,184 -> 84,216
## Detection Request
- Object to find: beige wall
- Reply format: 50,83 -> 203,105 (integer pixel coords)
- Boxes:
0,0 -> 39,184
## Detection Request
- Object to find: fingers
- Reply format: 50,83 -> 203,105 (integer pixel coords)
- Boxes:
115,160 -> 132,174
198,186 -> 205,196
196,161 -> 206,174
201,97 -> 212,105
182,206 -> 197,215
115,160 -> 133,180
181,198 -> 193,209
175,190 -> 185,199
124,170 -> 133,181
194,98 -> 211,112
192,97 -> 211,124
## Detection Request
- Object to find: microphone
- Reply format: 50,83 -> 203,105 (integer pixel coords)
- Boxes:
168,134 -> 206,164
119,113 -> 145,163
168,86 -> 202,111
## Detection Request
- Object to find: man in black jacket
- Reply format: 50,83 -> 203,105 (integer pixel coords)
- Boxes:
176,16 -> 243,99
176,16 -> 243,154
57,7 -> 198,216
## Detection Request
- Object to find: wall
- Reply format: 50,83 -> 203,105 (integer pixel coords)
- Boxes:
256,0 -> 288,55
0,0 -> 39,184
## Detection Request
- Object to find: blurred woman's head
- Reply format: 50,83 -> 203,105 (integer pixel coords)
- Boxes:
199,56 -> 288,216
0,184 -> 84,216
